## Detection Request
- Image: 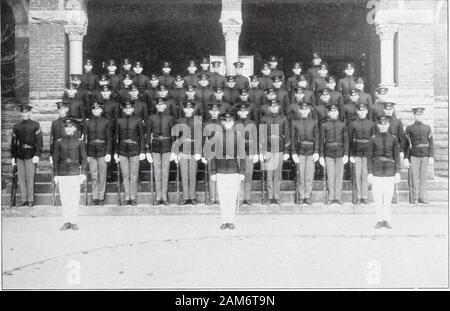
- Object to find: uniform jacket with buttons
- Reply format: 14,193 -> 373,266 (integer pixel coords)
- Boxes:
80,72 -> 98,91
84,116 -> 112,157
208,72 -> 226,88
11,119 -> 43,160
320,119 -> 349,158
405,121 -> 434,158
174,115 -> 203,155
145,112 -> 176,154
50,117 -> 80,156
235,75 -> 250,90
367,132 -> 401,177
291,117 -> 319,156
210,127 -> 246,175
348,118 -> 376,157
53,135 -> 87,176
115,115 -> 145,157
259,113 -> 290,153
159,74 -> 175,88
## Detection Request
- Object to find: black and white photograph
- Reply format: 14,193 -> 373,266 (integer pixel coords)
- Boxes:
0,0 -> 449,294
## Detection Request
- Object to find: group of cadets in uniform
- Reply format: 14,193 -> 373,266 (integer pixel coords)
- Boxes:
10,52 -> 435,230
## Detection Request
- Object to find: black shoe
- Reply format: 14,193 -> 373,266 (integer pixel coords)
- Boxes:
92,199 -> 99,206
334,200 -> 344,205
273,199 -> 280,205
28,201 -> 34,207
20,202 -> 28,207
125,200 -> 132,206
70,223 -> 79,230
383,221 -> 392,229
391,198 -> 397,204
156,200 -> 163,205
162,200 -> 169,206
191,199 -> 197,205
181,200 -> 190,205
418,199 -> 429,204
374,221 -> 383,229
59,222 -> 71,231
228,223 -> 235,230
354,199 -> 361,205
360,199 -> 370,205
241,200 -> 249,206
214,200 -> 220,205
220,223 -> 228,230
131,199 -> 137,206
304,198 -> 312,205
98,200 -> 104,206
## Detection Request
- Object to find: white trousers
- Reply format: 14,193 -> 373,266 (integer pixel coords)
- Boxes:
216,174 -> 240,223
58,175 -> 82,223
372,176 -> 395,222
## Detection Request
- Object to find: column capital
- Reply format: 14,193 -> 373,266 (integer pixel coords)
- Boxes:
222,26 -> 241,42
64,24 -> 86,41
375,23 -> 399,40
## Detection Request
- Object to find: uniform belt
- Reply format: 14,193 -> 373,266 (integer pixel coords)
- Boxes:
64,158 -> 77,163
355,139 -> 370,143
376,156 -> 395,163
90,139 -> 105,143
183,138 -> 195,142
121,139 -> 137,144
154,136 -> 171,140
20,144 -> 34,149
300,141 -> 314,145
326,142 -> 343,146
414,143 -> 429,148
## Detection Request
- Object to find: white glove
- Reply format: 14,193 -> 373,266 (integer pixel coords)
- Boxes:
259,153 -> 265,163
170,153 -> 177,162
32,156 -> 39,164
174,155 -> 180,164
400,152 -> 404,160
319,157 -> 326,167
146,153 -> 153,163
239,174 -> 245,182
283,154 -> 290,161
343,155 -> 348,164
292,154 -> 300,163
194,154 -> 201,161
53,176 -> 60,185
252,154 -> 259,163
428,157 -> 434,165
114,154 -> 120,163
11,158 -> 16,166
104,154 -> 111,163
349,156 -> 356,163
139,153 -> 145,161
201,157 -> 207,164
403,158 -> 411,168
49,156 -> 53,166
313,153 -> 319,162
367,173 -> 373,185
394,173 -> 401,183
211,174 -> 217,182
79,174 -> 86,183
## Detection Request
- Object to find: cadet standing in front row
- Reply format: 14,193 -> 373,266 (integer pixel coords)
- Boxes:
10,104 -> 43,207
403,107 -> 434,204
291,102 -> 319,205
53,118 -> 87,231
367,116 -> 401,229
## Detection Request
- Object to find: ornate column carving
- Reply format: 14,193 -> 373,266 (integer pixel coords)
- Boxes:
64,24 -> 86,75
220,0 -> 242,75
376,23 -> 398,88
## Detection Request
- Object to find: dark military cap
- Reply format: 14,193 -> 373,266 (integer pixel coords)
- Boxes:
233,61 -> 244,68
129,83 -> 138,90
199,73 -> 209,79
107,59 -> 116,66
299,102 -> 312,109
262,62 -> 270,68
236,101 -> 249,109
17,104 -> 33,112
312,52 -> 321,59
319,88 -> 330,95
220,112 -> 234,121
200,57 -> 210,64
268,55 -> 278,62
412,107 -> 425,115
150,73 -> 159,80
213,86 -> 224,93
63,118 -> 77,127
90,101 -> 103,110
319,63 -> 328,70
101,84 -> 112,91
356,103 -> 368,111
134,61 -> 143,68
182,101 -> 195,108
355,76 -> 365,84
162,61 -> 171,68
209,101 -> 221,110
123,73 -> 133,79
187,60 -> 197,67
186,84 -> 196,91
293,87 -> 305,93
326,103 -> 339,111
99,73 -> 109,80
293,61 -> 303,68
269,99 -> 279,106
122,58 -> 131,65
326,76 -> 337,83
383,102 -> 396,109
271,75 -> 283,82
265,88 -> 275,94
56,101 -> 69,109
155,97 -> 167,103
376,115 -> 391,124
84,59 -> 93,66
225,75 -> 236,82
249,75 -> 259,82
211,61 -> 222,67
157,85 -> 168,91
70,74 -> 82,80
376,86 -> 389,95
298,74 -> 309,80
174,74 -> 183,80
345,62 -> 355,70
121,100 -> 134,109
239,88 -> 249,95
349,88 -> 359,96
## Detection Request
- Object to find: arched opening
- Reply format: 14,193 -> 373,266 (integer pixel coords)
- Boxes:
84,0 -> 223,74
1,0 -> 16,97
240,0 -> 380,93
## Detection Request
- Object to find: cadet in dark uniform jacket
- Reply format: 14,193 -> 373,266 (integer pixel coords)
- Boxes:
209,87 -> 233,116
159,61 -> 175,88
235,102 -> 259,206
184,60 -> 200,87
80,59 -> 98,92
326,76 -> 344,108
290,75 -> 315,105
337,62 -> 356,103
370,88 -> 394,122
210,112 -> 246,230
223,75 -> 240,104
53,118 -> 87,231
340,88 -> 361,125
84,102 -> 112,205
233,61 -> 250,90
354,77 -> 372,107
268,55 -> 285,80
259,99 -> 290,205
291,102 -> 320,205
209,61 -> 226,88
348,103 -> 376,204
145,99 -> 176,205
169,74 -> 187,110
272,75 -> 290,112
248,75 -> 265,108
10,104 -> 43,207
306,52 -> 322,90
197,57 -> 213,80
132,61 -> 150,92
123,84 -> 148,121
153,86 -> 179,119
97,84 -> 120,121
63,76 -> 88,123
196,73 -> 213,119
312,63 -> 329,95
120,58 -> 134,78
183,84 -> 204,117
97,73 -> 110,91
404,107 -> 434,204
319,103 -> 349,204
143,74 -> 161,112
106,60 -> 122,92
367,116 -> 401,229
174,101 -> 203,205
382,102 -> 405,159
114,101 -> 146,206
117,73 -> 134,100
285,87 -> 310,123
259,62 -> 274,91
286,61 -> 303,92
233,89 -> 259,122
313,88 -> 330,125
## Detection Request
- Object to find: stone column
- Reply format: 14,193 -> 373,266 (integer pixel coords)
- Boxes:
220,0 -> 242,75
375,23 -> 398,88
64,25 -> 87,75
